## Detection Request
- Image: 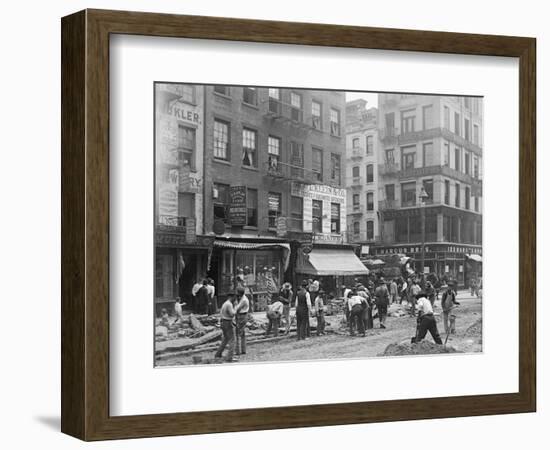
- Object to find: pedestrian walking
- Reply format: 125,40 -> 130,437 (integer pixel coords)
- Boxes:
206,278 -> 216,315
265,298 -> 284,336
374,279 -> 390,329
279,282 -> 293,334
441,280 -> 460,334
425,280 -> 436,308
234,286 -> 249,355
314,290 -> 326,336
295,280 -> 311,340
214,295 -> 238,362
412,292 -> 443,345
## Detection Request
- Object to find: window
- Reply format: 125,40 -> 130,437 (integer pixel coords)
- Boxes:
290,92 -> 303,122
444,180 -> 450,205
213,120 -> 230,160
464,118 -> 471,141
454,147 -> 461,171
290,141 -> 304,178
330,108 -> 341,136
366,221 -> 374,240
422,179 -> 434,204
401,182 -> 416,207
213,85 -> 230,96
353,221 -> 360,235
401,109 -> 416,133
268,192 -> 282,228
366,192 -> 374,211
330,153 -> 341,185
178,193 -> 195,225
312,100 -> 322,129
352,166 -> 360,178
243,87 -> 257,105
473,124 -> 480,145
385,112 -> 395,131
366,164 -> 374,183
247,188 -> 258,227
213,183 -> 230,223
465,187 -> 471,210
331,203 -> 341,233
312,200 -> 323,233
352,137 -> 360,149
177,125 -> 195,168
268,88 -> 281,114
267,136 -> 281,171
444,106 -> 450,129
464,151 -> 470,175
454,112 -> 460,135
422,105 -> 433,129
385,148 -> 395,164
475,195 -> 479,212
242,128 -> 257,167
464,97 -> 471,109
179,85 -> 195,104
455,183 -> 461,207
422,142 -> 434,167
366,135 -> 374,154
353,194 -> 360,210
401,146 -> 416,170
444,142 -> 450,166
312,147 -> 323,181
385,184 -> 395,201
290,196 -> 303,231
473,156 -> 479,178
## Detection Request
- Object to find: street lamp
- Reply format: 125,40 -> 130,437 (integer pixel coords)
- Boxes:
419,185 -> 429,288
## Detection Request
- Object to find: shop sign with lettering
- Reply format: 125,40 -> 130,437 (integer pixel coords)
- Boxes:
229,186 -> 247,226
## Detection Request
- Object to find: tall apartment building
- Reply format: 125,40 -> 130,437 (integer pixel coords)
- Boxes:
203,86 -> 366,304
345,99 -> 379,252
154,83 -> 211,312
376,93 -> 483,285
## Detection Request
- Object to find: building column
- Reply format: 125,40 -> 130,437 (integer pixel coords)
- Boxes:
437,213 -> 444,242
457,217 -> 462,243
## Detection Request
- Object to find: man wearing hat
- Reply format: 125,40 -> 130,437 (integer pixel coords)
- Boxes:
279,282 -> 293,334
314,289 -> 326,336
295,280 -> 312,340
374,278 -> 390,329
441,280 -> 460,334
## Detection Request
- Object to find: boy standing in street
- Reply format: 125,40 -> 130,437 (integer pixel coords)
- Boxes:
314,290 -> 326,336
234,286 -> 249,355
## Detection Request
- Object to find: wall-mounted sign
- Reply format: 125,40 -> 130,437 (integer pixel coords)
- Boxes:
158,183 -> 178,225
276,216 -> 287,237
186,218 -> 196,243
229,186 -> 247,226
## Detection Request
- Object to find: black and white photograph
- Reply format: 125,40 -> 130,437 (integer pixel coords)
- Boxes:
154,83 -> 483,367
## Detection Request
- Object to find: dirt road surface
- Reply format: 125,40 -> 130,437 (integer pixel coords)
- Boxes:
157,290 -> 482,367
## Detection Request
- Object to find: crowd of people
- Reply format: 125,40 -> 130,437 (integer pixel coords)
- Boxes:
211,272 -> 466,362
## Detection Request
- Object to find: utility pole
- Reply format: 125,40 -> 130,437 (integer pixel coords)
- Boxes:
419,186 -> 429,289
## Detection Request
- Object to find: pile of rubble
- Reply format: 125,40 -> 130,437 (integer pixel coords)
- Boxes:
379,340 -> 461,357
463,318 -> 482,336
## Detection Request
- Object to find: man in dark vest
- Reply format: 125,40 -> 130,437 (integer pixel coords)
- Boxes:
295,280 -> 311,340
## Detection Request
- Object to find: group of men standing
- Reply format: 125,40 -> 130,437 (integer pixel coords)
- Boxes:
191,278 -> 216,315
344,278 -> 390,337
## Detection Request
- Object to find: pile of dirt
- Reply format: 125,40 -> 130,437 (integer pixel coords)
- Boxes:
463,318 -> 482,336
380,340 -> 461,356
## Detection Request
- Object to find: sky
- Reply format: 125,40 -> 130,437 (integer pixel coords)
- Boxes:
345,91 -> 378,108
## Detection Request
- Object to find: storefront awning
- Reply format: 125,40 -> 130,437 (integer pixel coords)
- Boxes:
297,248 -> 369,276
213,240 -> 291,270
466,254 -> 483,263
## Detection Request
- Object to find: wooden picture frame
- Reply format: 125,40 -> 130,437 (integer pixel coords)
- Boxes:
61,9 -> 536,441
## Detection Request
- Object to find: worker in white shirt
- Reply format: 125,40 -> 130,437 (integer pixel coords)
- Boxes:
347,289 -> 365,336
412,292 -> 443,344
266,298 -> 284,337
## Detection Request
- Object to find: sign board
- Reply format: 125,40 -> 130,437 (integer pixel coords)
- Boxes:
361,245 -> 370,255
185,217 -> 196,243
229,186 -> 247,226
302,244 -> 313,255
424,266 -> 430,274
276,216 -> 287,237
158,183 -> 178,225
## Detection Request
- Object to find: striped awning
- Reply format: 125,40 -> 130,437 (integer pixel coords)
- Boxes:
213,240 -> 291,270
